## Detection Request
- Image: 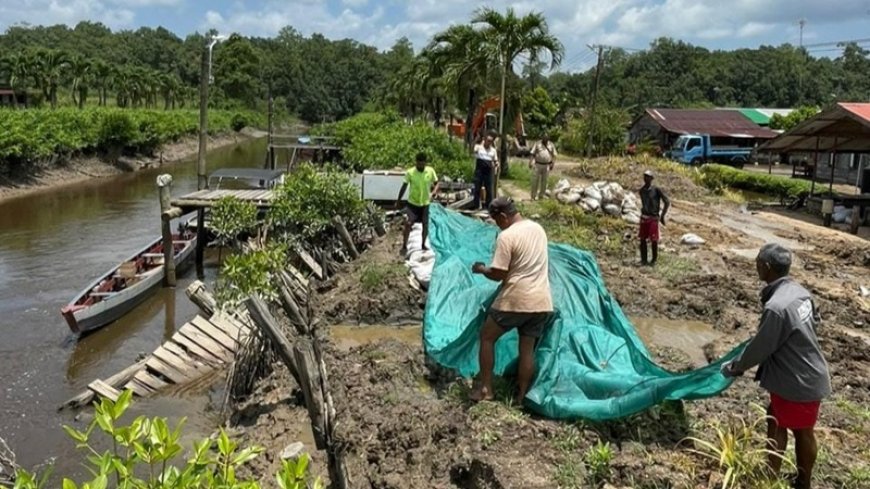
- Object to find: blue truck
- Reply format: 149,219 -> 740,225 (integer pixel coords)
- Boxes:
668,134 -> 751,168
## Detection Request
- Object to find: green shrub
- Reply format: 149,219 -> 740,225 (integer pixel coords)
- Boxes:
98,111 -> 138,149
699,164 -> 811,198
231,113 -> 249,132
12,391 -> 322,489
270,163 -> 368,242
559,108 -> 630,157
314,112 -> 473,180
211,196 -> 260,248
216,244 -> 286,308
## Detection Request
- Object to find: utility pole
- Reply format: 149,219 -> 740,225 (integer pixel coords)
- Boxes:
197,35 -> 225,191
798,19 -> 807,48
585,45 -> 605,158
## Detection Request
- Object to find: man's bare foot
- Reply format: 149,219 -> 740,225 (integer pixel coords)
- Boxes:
469,386 -> 494,402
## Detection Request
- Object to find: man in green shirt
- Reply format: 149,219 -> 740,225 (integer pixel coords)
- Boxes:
396,153 -> 440,254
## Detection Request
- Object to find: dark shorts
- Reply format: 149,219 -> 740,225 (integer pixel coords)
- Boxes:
769,392 -> 821,430
490,309 -> 553,338
406,203 -> 429,224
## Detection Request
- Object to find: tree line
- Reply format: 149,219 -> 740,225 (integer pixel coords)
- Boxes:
2,16 -> 869,131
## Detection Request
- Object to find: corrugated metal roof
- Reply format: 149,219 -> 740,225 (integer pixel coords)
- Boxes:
738,108 -> 769,125
645,109 -> 779,139
758,103 -> 870,152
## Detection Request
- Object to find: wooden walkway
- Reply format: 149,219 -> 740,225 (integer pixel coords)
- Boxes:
171,189 -> 275,209
74,311 -> 252,404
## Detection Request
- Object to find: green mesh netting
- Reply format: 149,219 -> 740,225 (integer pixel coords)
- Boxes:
423,205 -> 744,420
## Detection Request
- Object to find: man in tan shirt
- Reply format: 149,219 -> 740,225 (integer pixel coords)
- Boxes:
528,134 -> 557,201
470,197 -> 553,403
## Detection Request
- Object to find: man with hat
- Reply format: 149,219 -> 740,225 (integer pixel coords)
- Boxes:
639,169 -> 670,265
469,197 -> 553,404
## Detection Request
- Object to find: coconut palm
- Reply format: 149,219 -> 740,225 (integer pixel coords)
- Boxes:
426,24 -> 493,147
1,53 -> 31,108
92,60 -> 114,106
471,7 -> 564,169
32,49 -> 71,108
69,56 -> 93,108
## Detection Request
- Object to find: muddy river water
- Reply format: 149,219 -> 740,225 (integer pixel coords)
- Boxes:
0,138 -> 267,471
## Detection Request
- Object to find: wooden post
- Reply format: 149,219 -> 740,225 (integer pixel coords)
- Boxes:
332,216 -> 359,259
369,207 -> 387,237
245,295 -> 303,386
849,205 -> 861,234
195,208 -> 206,279
197,43 -> 210,191
186,280 -> 216,318
157,175 -> 177,287
278,280 -> 308,334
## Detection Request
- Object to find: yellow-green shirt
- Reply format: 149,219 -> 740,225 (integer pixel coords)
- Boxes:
405,166 -> 438,206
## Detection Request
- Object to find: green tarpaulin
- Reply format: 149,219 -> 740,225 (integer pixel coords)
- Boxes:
423,205 -> 745,421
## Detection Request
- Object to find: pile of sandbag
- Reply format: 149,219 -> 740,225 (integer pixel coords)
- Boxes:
553,179 -> 642,224
404,223 -> 435,289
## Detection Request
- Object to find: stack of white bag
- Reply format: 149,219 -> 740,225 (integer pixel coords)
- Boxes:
553,179 -> 642,224
405,223 -> 435,289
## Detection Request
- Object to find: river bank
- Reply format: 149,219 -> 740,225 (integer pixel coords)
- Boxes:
0,128 -> 266,204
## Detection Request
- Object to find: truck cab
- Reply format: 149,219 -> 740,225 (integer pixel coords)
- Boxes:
669,134 -> 749,168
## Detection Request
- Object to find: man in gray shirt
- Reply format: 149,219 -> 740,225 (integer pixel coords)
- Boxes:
722,243 -> 831,489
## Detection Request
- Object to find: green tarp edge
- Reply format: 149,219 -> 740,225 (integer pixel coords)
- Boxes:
423,204 -> 746,421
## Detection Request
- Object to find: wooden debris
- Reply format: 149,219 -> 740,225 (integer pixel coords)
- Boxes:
61,359 -> 147,410
88,380 -> 121,402
186,280 -> 216,317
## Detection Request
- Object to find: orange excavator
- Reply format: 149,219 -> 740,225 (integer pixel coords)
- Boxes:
448,97 -> 527,151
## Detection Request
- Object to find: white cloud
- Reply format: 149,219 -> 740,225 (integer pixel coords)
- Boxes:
106,0 -> 181,6
342,0 -> 368,6
737,22 -> 775,39
0,0 -> 136,30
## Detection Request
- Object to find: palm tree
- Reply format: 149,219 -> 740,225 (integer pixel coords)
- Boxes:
159,73 -> 181,109
472,8 -> 564,171
92,60 -> 114,106
32,49 -> 70,108
113,67 -> 133,108
1,53 -> 31,108
426,25 -> 493,147
69,56 -> 93,108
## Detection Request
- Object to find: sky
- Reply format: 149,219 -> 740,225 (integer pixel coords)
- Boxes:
2,0 -> 870,72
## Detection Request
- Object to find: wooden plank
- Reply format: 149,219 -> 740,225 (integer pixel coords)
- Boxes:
61,359 -> 147,410
209,313 -> 245,340
152,346 -> 198,377
173,333 -> 224,365
295,247 -> 324,279
145,355 -> 190,384
163,342 -> 211,371
178,325 -> 233,360
88,380 -> 121,402
124,379 -> 153,397
133,370 -> 168,391
190,316 -> 238,350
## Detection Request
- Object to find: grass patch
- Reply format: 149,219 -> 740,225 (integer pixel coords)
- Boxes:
699,164 -> 813,199
359,263 -> 406,292
655,254 -> 699,282
501,160 -> 536,191
583,440 -> 614,484
847,466 -> 870,489
553,457 -> 586,489
521,199 -> 631,257
834,397 -> 870,431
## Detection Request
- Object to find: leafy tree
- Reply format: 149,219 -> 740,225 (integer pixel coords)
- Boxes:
472,7 -> 564,168
32,48 -> 70,108
560,108 -> 629,156
521,86 -> 559,139
68,55 -> 92,108
0,52 -> 31,107
769,106 -> 818,131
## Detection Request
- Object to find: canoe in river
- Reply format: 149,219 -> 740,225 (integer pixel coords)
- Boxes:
61,228 -> 196,334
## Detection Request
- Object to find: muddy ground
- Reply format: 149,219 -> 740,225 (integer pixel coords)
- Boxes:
231,158 -> 870,489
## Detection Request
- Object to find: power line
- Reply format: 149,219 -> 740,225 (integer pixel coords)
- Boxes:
802,37 -> 870,48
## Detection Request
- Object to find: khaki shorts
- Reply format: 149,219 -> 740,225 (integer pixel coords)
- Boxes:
490,309 -> 553,338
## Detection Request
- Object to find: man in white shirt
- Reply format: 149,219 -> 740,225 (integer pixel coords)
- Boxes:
472,135 -> 499,209
528,135 -> 557,201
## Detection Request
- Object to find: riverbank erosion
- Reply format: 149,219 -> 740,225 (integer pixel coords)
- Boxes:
0,129 -> 264,203
223,160 -> 870,489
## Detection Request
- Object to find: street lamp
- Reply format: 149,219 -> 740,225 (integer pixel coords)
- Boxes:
195,32 -> 227,279
207,34 -> 228,85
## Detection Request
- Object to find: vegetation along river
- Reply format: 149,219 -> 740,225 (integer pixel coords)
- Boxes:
0,138 -> 267,472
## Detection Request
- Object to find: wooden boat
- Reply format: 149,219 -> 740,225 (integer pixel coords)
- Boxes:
61,227 -> 196,334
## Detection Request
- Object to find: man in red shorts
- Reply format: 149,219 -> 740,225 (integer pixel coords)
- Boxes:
638,170 -> 669,265
722,243 -> 831,489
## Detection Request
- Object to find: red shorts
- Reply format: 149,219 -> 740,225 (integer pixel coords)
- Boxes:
769,392 -> 821,430
639,216 -> 660,242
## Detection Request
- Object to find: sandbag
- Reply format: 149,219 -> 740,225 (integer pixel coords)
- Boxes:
603,204 -> 622,216
584,186 -> 603,202
424,205 -> 743,421
582,198 -> 601,212
557,191 -> 583,205
554,179 -> 571,194
680,233 -> 706,246
622,212 -> 641,225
